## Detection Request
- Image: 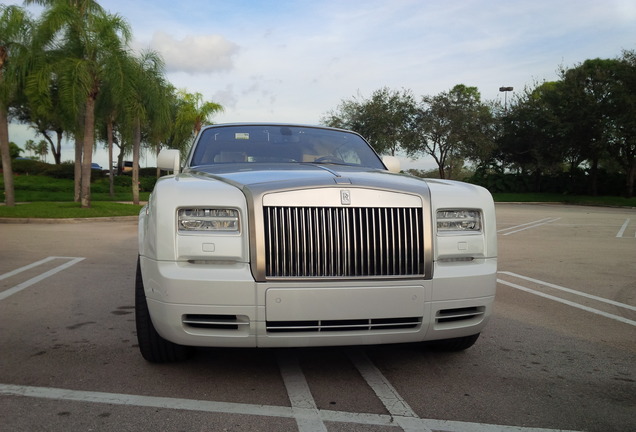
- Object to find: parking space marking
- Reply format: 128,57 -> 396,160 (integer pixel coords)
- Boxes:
0,257 -> 85,301
277,351 -> 328,432
0,382 -> 581,432
497,272 -> 636,327
498,218 -> 560,236
0,383 -> 295,419
499,272 -> 636,312
346,348 -> 427,432
616,218 -> 631,238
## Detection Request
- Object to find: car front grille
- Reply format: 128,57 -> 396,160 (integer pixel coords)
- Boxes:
263,206 -> 425,278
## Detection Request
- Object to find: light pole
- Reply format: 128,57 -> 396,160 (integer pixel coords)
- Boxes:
499,86 -> 513,112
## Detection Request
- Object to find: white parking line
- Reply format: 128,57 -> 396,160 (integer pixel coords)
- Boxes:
347,349 -> 427,432
497,273 -> 636,327
0,257 -> 85,301
0,383 -> 294,419
498,218 -> 561,236
0,382 -> 581,432
499,272 -> 636,313
277,351 -> 328,432
616,218 -> 630,238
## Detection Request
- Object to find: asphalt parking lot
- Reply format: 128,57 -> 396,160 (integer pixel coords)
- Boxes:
0,203 -> 634,432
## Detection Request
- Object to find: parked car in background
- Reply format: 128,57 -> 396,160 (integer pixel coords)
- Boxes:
136,123 -> 498,362
122,161 -> 133,173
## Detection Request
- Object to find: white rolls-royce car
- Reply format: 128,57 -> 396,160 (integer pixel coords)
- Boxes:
136,123 -> 497,362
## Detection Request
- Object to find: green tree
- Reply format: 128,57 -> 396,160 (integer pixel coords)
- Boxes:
407,85 -> 493,179
35,139 -> 48,161
24,138 -> 36,156
16,75 -> 67,165
496,82 -> 568,191
609,50 -> 636,197
322,87 -> 416,156
557,59 -> 621,195
9,141 -> 22,158
121,50 -> 171,205
0,5 -> 32,206
26,0 -> 132,208
175,90 -> 223,146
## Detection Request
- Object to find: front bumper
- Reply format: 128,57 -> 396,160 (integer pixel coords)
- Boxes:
140,256 -> 497,348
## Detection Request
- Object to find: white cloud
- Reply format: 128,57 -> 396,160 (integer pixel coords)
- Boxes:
149,31 -> 239,74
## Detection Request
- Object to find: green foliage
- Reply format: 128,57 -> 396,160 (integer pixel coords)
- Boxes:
322,87 -> 416,156
9,142 -> 23,158
470,168 -> 624,195
0,201 -> 143,218
0,172 -> 153,202
11,158 -> 52,175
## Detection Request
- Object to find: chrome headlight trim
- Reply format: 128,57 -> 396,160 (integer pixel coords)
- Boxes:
177,208 -> 240,233
436,209 -> 482,234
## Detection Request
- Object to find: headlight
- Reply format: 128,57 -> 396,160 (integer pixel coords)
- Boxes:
178,208 -> 240,233
437,209 -> 481,233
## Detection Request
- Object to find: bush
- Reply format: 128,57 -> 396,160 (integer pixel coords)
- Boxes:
140,176 -> 157,191
469,167 -> 627,196
41,163 -> 76,179
12,159 -> 51,176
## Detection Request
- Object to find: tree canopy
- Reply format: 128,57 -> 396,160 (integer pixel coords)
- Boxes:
322,50 -> 636,197
0,0 -> 224,207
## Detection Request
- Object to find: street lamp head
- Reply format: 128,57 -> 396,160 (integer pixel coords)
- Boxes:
499,86 -> 514,92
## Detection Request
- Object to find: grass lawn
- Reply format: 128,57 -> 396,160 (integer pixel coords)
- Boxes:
0,175 -> 149,218
0,201 -> 143,218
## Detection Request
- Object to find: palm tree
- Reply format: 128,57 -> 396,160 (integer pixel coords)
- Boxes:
26,0 -> 132,208
176,90 -> 224,141
0,5 -> 32,207
121,50 -> 170,205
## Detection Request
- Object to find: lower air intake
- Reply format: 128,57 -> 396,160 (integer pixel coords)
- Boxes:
267,317 -> 421,333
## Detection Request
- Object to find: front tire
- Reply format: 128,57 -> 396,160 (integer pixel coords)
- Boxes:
135,257 -> 190,363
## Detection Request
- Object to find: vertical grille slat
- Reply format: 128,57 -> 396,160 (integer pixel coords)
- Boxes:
264,206 -> 424,278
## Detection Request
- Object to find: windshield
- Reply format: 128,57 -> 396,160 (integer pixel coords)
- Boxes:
188,125 -> 386,170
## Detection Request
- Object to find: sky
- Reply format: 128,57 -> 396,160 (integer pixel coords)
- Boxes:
6,0 -> 636,170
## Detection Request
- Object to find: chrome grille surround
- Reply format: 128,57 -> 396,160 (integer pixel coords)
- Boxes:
244,181 -> 433,282
264,206 -> 425,278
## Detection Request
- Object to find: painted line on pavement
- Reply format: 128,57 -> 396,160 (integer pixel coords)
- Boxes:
499,218 -> 561,236
497,217 -> 553,233
0,383 -> 581,432
277,351 -> 328,432
0,257 -> 85,301
346,348 -> 428,432
616,218 -> 630,238
499,272 -> 636,312
497,274 -> 636,327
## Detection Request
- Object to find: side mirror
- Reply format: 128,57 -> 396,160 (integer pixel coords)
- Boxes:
382,155 -> 401,173
157,149 -> 181,174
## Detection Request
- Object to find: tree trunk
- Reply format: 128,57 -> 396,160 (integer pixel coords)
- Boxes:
74,136 -> 82,202
42,129 -> 63,164
589,156 -> 599,196
80,95 -> 96,208
156,144 -> 161,178
54,129 -> 63,164
107,119 -> 114,197
132,117 -> 141,205
0,103 -> 15,207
